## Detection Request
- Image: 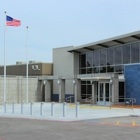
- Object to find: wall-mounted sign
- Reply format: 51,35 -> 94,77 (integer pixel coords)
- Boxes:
32,65 -> 40,70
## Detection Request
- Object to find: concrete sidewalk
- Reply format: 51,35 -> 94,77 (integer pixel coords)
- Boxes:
0,103 -> 139,121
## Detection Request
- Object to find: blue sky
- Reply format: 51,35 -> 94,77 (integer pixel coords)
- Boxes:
1,0 -> 140,65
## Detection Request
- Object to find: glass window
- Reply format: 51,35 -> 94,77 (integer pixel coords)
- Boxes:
100,50 -> 107,66
99,83 -> 103,101
93,51 -> 100,66
107,48 -> 114,65
93,67 -> 99,73
86,52 -> 93,67
87,85 -> 92,98
105,83 -> 109,101
115,46 -> 122,64
81,85 -> 86,99
119,82 -> 124,102
100,66 -> 106,73
131,42 -> 139,63
81,81 -> 86,84
80,69 -> 86,74
123,45 -> 130,64
80,54 -> 86,68
107,66 -> 114,72
87,81 -> 91,84
115,65 -> 123,73
87,68 -> 92,74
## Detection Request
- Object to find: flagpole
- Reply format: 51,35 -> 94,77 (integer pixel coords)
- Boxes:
26,26 -> 28,104
4,11 -> 6,103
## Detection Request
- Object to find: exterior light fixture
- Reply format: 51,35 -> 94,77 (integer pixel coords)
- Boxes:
110,78 -> 113,84
57,80 -> 60,84
43,80 -> 46,85
90,81 -> 93,84
73,80 -> 76,84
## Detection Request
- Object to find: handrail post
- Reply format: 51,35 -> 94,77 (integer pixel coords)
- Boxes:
12,101 -> 15,114
30,102 -> 33,115
76,102 -> 79,118
40,102 -> 44,115
51,102 -> 55,116
4,101 -> 7,113
132,98 -> 133,110
21,101 -> 24,114
63,102 -> 66,117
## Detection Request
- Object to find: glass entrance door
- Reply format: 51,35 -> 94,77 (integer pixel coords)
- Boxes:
98,82 -> 110,106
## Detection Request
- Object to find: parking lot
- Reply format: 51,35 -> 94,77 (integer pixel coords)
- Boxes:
0,103 -> 140,140
0,116 -> 140,140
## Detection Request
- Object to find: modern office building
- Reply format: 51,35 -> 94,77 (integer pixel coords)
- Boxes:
1,31 -> 140,105
40,30 -> 140,105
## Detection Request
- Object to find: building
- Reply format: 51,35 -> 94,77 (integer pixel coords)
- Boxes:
0,61 -> 53,76
1,30 -> 140,105
40,30 -> 140,105
0,61 -> 53,104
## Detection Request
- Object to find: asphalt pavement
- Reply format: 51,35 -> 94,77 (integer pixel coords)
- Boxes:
0,116 -> 140,140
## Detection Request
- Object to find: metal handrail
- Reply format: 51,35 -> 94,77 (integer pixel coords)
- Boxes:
66,96 -> 75,104
65,96 -> 137,109
89,97 -> 136,110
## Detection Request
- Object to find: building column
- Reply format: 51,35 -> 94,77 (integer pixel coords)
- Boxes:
92,81 -> 97,104
45,80 -> 51,102
58,79 -> 65,103
111,74 -> 119,105
74,79 -> 81,103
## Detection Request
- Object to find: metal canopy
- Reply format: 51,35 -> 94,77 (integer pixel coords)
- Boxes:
81,75 -> 125,82
68,30 -> 140,53
81,77 -> 111,81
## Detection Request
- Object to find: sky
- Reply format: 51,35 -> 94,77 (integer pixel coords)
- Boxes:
1,0 -> 140,65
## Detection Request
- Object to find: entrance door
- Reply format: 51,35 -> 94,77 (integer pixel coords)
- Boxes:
98,82 -> 110,106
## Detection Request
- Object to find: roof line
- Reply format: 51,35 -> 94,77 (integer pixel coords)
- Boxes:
68,30 -> 140,51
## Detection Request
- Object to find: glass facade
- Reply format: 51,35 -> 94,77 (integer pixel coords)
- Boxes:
107,48 -> 114,65
79,42 -> 140,74
123,45 -> 130,64
81,81 -> 92,99
131,42 -> 139,63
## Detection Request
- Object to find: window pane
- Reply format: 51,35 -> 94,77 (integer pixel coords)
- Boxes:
81,85 -> 86,99
123,45 -> 130,64
93,67 -> 99,73
86,52 -> 93,67
119,82 -> 124,102
131,42 -> 139,63
87,81 -> 91,84
81,81 -> 86,84
93,51 -> 100,66
87,68 -> 92,74
115,65 -> 123,73
107,48 -> 114,65
107,66 -> 114,72
100,50 -> 107,66
87,85 -> 92,98
80,54 -> 86,68
80,69 -> 86,74
105,83 -> 109,101
100,66 -> 106,73
100,83 -> 103,101
115,46 -> 122,64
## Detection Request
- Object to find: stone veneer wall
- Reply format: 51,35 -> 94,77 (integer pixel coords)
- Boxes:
0,76 -> 42,104
124,64 -> 140,105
